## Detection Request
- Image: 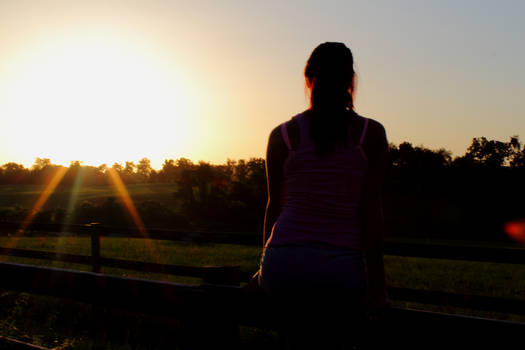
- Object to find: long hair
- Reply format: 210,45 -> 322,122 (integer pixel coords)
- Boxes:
304,42 -> 356,154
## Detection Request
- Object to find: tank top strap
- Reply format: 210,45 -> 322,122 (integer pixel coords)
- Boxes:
294,112 -> 310,151
356,117 -> 369,160
280,122 -> 292,152
359,117 -> 369,145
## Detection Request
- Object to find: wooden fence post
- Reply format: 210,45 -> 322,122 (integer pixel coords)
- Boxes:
90,223 -> 101,273
88,222 -> 107,349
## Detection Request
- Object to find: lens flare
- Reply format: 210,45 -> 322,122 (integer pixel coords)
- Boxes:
107,168 -> 158,262
504,220 -> 525,244
2,166 -> 68,253
61,167 -> 85,233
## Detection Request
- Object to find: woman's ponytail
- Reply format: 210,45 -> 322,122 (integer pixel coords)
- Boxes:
305,42 -> 355,154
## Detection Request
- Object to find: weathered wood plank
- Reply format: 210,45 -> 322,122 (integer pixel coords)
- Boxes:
0,261 -> 223,318
0,247 -> 92,264
0,247 -> 239,280
1,261 -> 524,345
2,247 -> 525,314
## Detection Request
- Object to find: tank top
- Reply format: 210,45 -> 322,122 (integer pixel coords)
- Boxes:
265,111 -> 369,250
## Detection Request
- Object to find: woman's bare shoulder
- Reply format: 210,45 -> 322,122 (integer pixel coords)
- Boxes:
355,114 -> 386,142
268,124 -> 282,143
267,120 -> 290,158
268,112 -> 303,151
355,114 -> 388,165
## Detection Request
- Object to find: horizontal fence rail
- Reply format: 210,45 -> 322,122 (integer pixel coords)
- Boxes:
0,247 -> 242,284
0,243 -> 525,315
0,222 -> 260,245
1,221 -> 525,264
1,261 -> 524,344
1,221 -> 525,317
0,261 -> 214,319
1,246 -> 523,315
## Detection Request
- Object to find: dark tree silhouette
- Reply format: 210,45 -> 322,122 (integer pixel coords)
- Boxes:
0,135 -> 523,239
136,158 -> 153,183
1,162 -> 29,184
453,136 -> 518,168
159,159 -> 177,183
509,136 -> 525,168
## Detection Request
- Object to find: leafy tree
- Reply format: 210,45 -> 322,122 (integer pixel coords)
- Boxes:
124,161 -> 136,183
111,162 -> 124,173
509,136 -> 525,168
194,161 -> 214,204
176,158 -> 194,169
97,164 -> 108,174
31,158 -> 51,171
124,161 -> 135,175
29,158 -> 56,184
62,160 -> 83,186
455,137 -> 514,167
0,162 -> 29,184
389,142 -> 451,169
159,159 -> 177,182
136,157 -> 153,182
234,159 -> 248,182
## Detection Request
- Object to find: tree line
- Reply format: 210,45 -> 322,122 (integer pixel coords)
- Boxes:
0,136 -> 524,241
1,136 -> 524,186
0,157 -> 263,186
385,136 -> 524,242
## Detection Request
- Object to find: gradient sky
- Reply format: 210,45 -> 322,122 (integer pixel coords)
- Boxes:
1,0 -> 524,169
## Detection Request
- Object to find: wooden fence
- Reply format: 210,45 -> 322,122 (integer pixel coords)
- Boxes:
1,221 -> 525,347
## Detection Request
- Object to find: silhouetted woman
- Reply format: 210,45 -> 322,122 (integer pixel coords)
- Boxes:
258,42 -> 388,349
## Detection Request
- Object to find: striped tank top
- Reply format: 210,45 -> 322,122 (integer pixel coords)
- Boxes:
265,111 -> 369,250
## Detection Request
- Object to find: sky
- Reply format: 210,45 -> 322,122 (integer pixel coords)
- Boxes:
1,0 -> 524,169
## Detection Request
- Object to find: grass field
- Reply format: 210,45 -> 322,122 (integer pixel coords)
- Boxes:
1,236 -> 525,304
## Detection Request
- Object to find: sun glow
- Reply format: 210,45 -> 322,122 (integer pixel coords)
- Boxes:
2,33 -> 200,167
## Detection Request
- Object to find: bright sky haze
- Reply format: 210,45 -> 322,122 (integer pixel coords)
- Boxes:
1,0 -> 524,169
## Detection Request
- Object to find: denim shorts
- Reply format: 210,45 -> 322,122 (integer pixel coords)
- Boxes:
258,244 -> 367,332
259,244 -> 366,292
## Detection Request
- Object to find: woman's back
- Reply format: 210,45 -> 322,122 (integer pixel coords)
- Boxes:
266,110 -> 369,250
255,42 -> 388,349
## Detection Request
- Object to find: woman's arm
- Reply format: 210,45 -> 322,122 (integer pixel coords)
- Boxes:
244,125 -> 288,292
360,119 -> 389,308
263,126 -> 288,246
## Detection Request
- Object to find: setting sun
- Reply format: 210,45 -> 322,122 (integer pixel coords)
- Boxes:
1,31 -> 200,167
